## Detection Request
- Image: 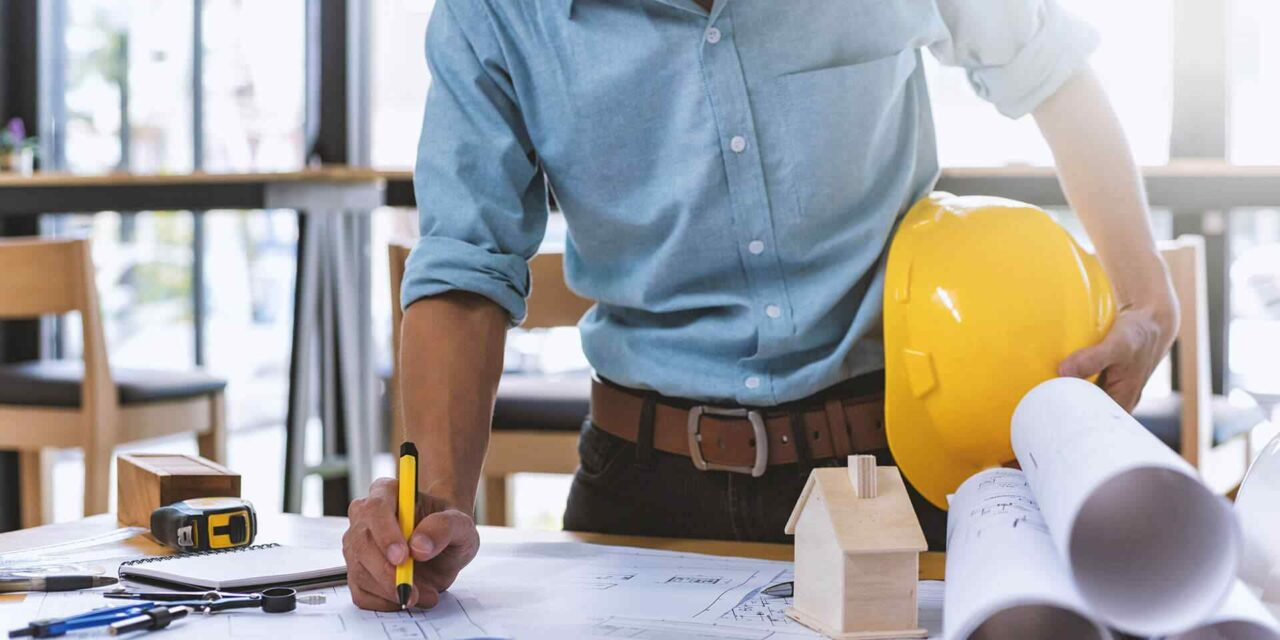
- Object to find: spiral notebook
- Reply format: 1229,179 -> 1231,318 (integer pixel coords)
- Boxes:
119,543 -> 347,592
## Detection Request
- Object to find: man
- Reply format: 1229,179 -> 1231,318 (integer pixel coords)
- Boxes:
343,0 -> 1178,611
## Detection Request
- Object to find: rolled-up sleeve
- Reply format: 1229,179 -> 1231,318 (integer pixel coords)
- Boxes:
402,0 -> 548,325
929,0 -> 1099,118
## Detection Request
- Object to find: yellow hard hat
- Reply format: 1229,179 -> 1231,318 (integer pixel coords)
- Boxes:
884,193 -> 1115,509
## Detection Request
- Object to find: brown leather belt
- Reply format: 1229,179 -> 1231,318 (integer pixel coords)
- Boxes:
590,378 -> 887,477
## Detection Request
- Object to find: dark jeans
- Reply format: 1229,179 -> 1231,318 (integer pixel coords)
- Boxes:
563,421 -> 949,550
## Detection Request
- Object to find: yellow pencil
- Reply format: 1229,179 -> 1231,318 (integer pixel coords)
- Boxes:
396,442 -> 418,609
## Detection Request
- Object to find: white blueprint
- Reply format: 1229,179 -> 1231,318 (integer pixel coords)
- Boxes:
0,541 -> 947,639
944,468 -> 1109,640
1011,377 -> 1239,636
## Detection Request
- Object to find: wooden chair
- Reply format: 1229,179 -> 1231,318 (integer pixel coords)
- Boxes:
1133,236 -> 1273,494
389,241 -> 593,525
0,237 -> 227,527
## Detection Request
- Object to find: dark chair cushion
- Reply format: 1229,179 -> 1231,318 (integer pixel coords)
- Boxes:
0,360 -> 227,408
1133,391 -> 1269,450
492,371 -> 591,432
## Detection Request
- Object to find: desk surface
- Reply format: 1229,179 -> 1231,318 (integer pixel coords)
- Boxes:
0,513 -> 945,580
2,160 -> 1277,188
3,162 -> 1278,212
0,167 -> 384,188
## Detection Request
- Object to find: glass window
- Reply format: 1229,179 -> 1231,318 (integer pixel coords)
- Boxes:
370,0 -> 435,169
126,0 -> 194,173
927,0 -> 1174,167
55,212 -> 195,370
63,0 -> 127,173
203,209 -> 297,438
63,0 -> 194,174
1228,2 -> 1280,412
1230,209 -> 1280,404
201,0 -> 306,172
1230,0 -> 1280,164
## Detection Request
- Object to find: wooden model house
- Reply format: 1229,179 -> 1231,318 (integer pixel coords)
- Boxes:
784,455 -> 927,639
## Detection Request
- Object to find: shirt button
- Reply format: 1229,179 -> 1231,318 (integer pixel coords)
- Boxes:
730,136 -> 747,153
765,304 -> 782,319
705,27 -> 721,44
744,376 -> 761,390
748,240 -> 764,255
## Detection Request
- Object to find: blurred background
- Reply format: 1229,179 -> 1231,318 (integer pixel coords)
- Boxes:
0,0 -> 1276,532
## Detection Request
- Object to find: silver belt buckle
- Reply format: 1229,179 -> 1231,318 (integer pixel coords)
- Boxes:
687,406 -> 769,477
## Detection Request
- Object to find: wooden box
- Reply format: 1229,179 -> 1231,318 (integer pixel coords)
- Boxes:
117,454 -> 240,527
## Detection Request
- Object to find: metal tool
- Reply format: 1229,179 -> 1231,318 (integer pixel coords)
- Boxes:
107,605 -> 192,636
9,587 -> 310,638
8,602 -> 159,638
149,497 -> 257,552
0,575 -> 117,593
104,587 -> 316,613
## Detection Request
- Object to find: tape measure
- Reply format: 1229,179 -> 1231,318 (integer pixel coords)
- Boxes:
150,497 -> 257,552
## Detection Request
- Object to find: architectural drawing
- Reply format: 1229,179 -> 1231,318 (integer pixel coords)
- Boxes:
0,541 -> 946,639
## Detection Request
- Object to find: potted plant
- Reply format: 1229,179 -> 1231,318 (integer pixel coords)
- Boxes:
0,118 -> 37,175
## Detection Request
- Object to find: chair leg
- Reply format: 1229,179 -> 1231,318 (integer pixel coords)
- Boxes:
82,444 -> 113,518
197,391 -> 228,465
482,475 -> 509,527
19,449 -> 51,528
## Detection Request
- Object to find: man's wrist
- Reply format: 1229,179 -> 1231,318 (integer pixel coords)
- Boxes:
1108,253 -> 1174,306
1116,277 -> 1179,338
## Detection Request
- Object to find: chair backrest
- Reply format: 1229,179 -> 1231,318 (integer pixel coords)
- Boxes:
0,237 -> 93,319
0,236 -> 113,411
525,253 -> 596,329
388,240 -> 594,336
1159,236 -> 1211,467
387,240 -> 594,433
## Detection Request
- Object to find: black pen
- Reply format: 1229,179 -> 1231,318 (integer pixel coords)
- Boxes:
0,575 -> 118,593
762,581 -> 793,598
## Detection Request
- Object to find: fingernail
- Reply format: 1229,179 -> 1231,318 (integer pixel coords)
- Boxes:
410,534 -> 433,556
387,543 -> 407,564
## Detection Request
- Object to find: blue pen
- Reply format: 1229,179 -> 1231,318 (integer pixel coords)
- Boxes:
8,601 -> 157,638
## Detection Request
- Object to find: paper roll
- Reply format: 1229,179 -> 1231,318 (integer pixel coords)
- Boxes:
1168,581 -> 1280,640
944,468 -> 1112,640
1237,433 -> 1280,599
1011,377 -> 1240,637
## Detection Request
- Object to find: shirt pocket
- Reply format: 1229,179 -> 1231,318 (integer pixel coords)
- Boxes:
745,0 -> 942,77
772,48 -> 922,223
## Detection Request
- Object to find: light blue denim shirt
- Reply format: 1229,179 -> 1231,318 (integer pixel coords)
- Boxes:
403,0 -> 1097,406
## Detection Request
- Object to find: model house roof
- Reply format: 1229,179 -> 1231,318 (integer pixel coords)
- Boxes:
785,466 -> 927,554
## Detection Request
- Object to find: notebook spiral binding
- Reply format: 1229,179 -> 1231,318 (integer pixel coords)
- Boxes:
120,543 -> 281,565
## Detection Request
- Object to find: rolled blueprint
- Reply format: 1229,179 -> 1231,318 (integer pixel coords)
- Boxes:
945,468 -> 1111,640
1168,581 -> 1280,640
1236,433 -> 1280,601
1011,377 -> 1239,637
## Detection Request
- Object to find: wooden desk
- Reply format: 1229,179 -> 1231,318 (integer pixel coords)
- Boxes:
378,161 -> 1280,210
0,168 -> 384,216
0,514 -> 945,581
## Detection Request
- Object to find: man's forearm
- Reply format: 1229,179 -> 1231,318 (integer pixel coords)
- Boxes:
400,291 -> 509,511
1032,67 -> 1175,315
